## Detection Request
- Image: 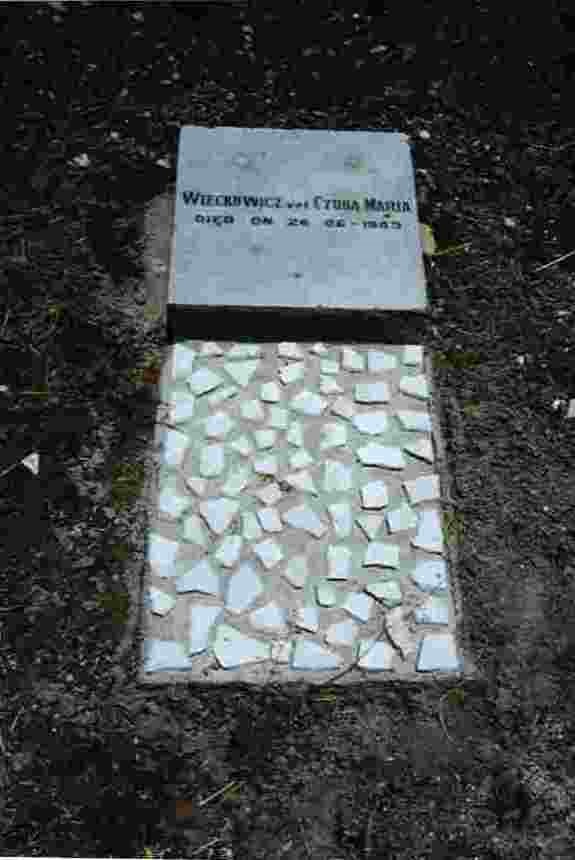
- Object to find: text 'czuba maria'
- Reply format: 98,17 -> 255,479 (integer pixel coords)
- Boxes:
181,191 -> 413,213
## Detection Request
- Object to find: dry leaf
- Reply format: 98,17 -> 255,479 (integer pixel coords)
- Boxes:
419,223 -> 437,256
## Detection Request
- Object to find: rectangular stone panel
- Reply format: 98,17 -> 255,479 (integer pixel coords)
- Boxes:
173,127 -> 427,312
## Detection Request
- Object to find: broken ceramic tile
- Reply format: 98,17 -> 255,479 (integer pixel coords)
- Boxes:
161,428 -> 189,467
283,556 -> 308,588
403,438 -> 434,463
289,449 -> 314,470
224,360 -> 259,387
356,513 -> 384,540
199,498 -> 240,534
242,511 -> 262,541
293,604 -> 319,632
278,363 -> 305,385
226,563 -> 263,612
213,624 -> 271,668
411,509 -> 444,553
326,545 -> 352,580
342,347 -> 365,372
187,367 -> 223,396
365,580 -> 402,607
360,481 -> 388,509
310,343 -> 327,355
167,389 -> 196,424
256,507 -> 283,533
241,399 -> 265,422
292,640 -> 342,670
286,422 -> 304,446
204,412 -> 235,439
267,406 -> 289,429
254,482 -> 283,506
290,390 -> 327,416
320,359 -> 340,375
226,343 -> 261,360
328,502 -> 353,538
250,601 -> 287,631
253,455 -> 278,476
399,374 -> 429,400
176,559 -> 220,595
386,502 -> 418,533
324,461 -> 353,493
354,382 -> 390,403
230,435 -> 254,457
222,465 -> 252,496
342,590 -> 372,622
357,444 -> 405,469
182,513 -> 208,547
189,605 -> 221,654
148,587 -> 176,616
402,345 -> 423,366
20,452 -> 40,475
357,639 -> 395,670
144,639 -> 193,672
214,535 -> 243,567
416,633 -> 460,672
260,381 -> 282,402
252,538 -> 284,569
403,474 -> 440,504
326,619 -> 357,647
411,559 -> 448,592
282,504 -> 326,537
254,429 -> 278,450
352,412 -> 388,435
315,581 -> 338,606
395,410 -> 432,432
200,341 -> 223,357
330,397 -> 355,420
283,470 -> 318,495
319,376 -> 344,395
147,533 -> 180,577
278,342 -> 304,360
172,344 -> 197,379
320,423 -> 347,450
367,351 -> 397,373
199,444 -> 225,477
363,542 -> 400,568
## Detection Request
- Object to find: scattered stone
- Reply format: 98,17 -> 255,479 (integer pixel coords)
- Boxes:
176,559 -> 220,596
293,605 -> 319,631
256,507 -> 283,533
367,351 -> 397,373
230,435 -> 254,457
184,476 -> 206,496
326,619 -> 357,646
342,590 -> 372,622
214,535 -> 243,567
253,538 -> 284,568
411,509 -> 444,553
227,343 -> 261,359
327,545 -> 352,580
254,429 -> 278,450
187,367 -> 223,396
352,412 -> 388,435
357,444 -> 405,468
354,381 -> 390,403
366,579 -> 402,607
278,363 -> 305,384
144,640 -> 193,672
320,422 -> 347,450
267,406 -> 289,429
324,461 -> 353,493
320,359 -> 340,375
205,412 -> 235,439
315,581 -> 337,606
283,470 -> 318,495
286,422 -> 304,446
199,498 -> 240,534
226,563 -> 263,612
416,633 -> 460,672
411,559 -> 448,593
224,360 -> 259,387
182,513 -> 208,547
356,513 -> 384,540
283,556 -> 308,588
148,587 -> 176,616
331,396 -> 355,419
254,482 -> 283,506
328,502 -> 353,538
208,386 -> 238,407
399,374 -> 429,400
250,601 -> 287,631
171,344 -> 197,379
292,640 -> 342,670
402,345 -> 423,366
360,481 -> 388,509
357,639 -> 395,670
289,449 -> 314,470
342,347 -> 364,372
403,438 -> 434,463
189,605 -> 221,654
199,444 -> 225,477
291,390 -> 327,416
282,504 -> 327,537
161,428 -> 189,467
320,377 -> 344,395
241,399 -> 265,422
278,342 -> 304,360
260,381 -> 282,402
253,455 -> 278,476
386,502 -> 418,533
395,410 -> 432,431
167,389 -> 196,424
213,624 -> 271,668
200,341 -> 223,356
222,465 -> 252,496
363,541 -> 400,569
242,511 -> 262,541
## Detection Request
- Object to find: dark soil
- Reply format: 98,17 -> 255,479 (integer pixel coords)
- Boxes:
1,2 -> 575,858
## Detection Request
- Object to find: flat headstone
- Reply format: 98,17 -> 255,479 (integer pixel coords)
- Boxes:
174,127 -> 426,311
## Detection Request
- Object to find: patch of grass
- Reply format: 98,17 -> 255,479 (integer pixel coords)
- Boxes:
435,350 -> 482,371
443,510 -> 465,544
446,687 -> 466,707
95,588 -> 130,626
110,461 -> 146,511
462,399 -> 482,418
110,542 -> 132,562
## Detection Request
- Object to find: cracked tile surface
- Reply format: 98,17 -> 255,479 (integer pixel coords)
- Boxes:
141,342 -> 461,683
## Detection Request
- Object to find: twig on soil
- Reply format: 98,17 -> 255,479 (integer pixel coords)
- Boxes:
189,837 -> 223,857
298,819 -> 312,860
0,306 -> 10,339
197,780 -> 239,808
533,248 -> 575,273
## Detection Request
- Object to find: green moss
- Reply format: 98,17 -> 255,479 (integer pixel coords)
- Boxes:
436,350 -> 482,371
110,462 -> 146,511
110,542 -> 131,562
95,589 -> 130,626
462,399 -> 482,418
443,510 -> 465,544
446,687 -> 466,707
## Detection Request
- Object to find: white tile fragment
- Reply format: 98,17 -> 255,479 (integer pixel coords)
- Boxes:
289,449 -> 314,470
256,507 -> 283,533
293,605 -> 319,631
254,429 -> 277,450
386,503 -> 418,533
356,514 -> 384,540
352,412 -> 388,435
354,381 -> 390,403
320,422 -> 347,450
204,412 -> 235,439
320,359 -> 339,375
242,511 -> 262,541
187,367 -> 223,396
357,444 -> 405,469
278,363 -> 305,385
319,376 -> 344,395
399,374 -> 429,400
310,342 -> 327,355
414,599 -> 449,625
250,601 -> 287,632
271,641 -> 292,663
291,390 -> 327,416
283,470 -> 318,495
253,538 -> 284,569
213,624 -> 270,668
360,481 -> 388,509
224,360 -> 259,387
367,351 -> 397,373
315,581 -> 337,606
147,533 -> 180,577
200,341 -> 223,356
292,640 -> 342,670
230,435 -> 254,457
207,385 -> 239,407
403,345 -> 423,366
282,505 -> 327,537
286,422 -> 304,446
176,559 -> 220,595
326,545 -> 352,580
324,461 -> 353,493
395,410 -> 432,432
148,587 -> 176,616
365,580 -> 402,607
253,455 -> 278,476
341,347 -> 365,372
158,488 -> 192,520
254,482 -> 283,506
199,498 -> 239,534
328,502 -> 353,538
240,399 -> 265,422
171,344 -> 197,379
268,406 -> 289,429
278,342 -> 304,360
357,639 -> 395,671
416,633 -> 460,672
411,559 -> 448,592
189,605 -> 221,654
326,620 -> 357,646
226,563 -> 263,612
182,513 -> 208,547
331,397 -> 355,419
260,381 -> 282,402
144,640 -> 193,672
363,542 -> 400,568
161,428 -> 189,467
342,590 -> 372,622
222,464 -> 252,496
283,556 -> 308,588
403,438 -> 434,463
227,343 -> 261,359
411,509 -> 444,553
214,535 -> 243,567
184,476 -> 206,496
403,474 -> 440,504
167,390 -> 196,424
199,444 -> 225,477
